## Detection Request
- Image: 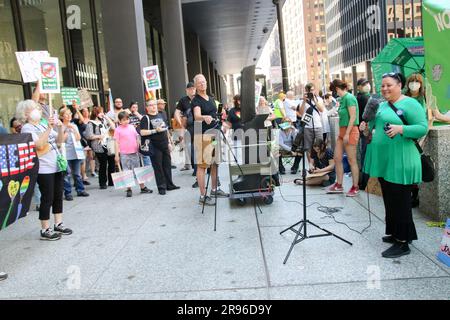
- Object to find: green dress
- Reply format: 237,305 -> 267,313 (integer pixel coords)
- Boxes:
364,97 -> 428,185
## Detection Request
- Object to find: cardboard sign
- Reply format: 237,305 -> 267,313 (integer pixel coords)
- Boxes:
111,170 -> 136,190
0,134 -> 39,231
39,57 -> 60,93
61,87 -> 81,105
15,51 -> 50,83
437,219 -> 450,267
143,65 -> 162,91
134,166 -> 155,184
78,88 -> 94,109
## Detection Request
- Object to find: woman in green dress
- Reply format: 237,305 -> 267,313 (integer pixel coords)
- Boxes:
361,73 -> 428,259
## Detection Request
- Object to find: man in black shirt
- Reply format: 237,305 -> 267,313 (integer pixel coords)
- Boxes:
192,74 -> 228,206
356,78 -> 371,169
175,82 -> 197,175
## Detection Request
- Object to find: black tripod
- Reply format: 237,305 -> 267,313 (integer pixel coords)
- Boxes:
280,113 -> 352,264
201,123 -> 263,231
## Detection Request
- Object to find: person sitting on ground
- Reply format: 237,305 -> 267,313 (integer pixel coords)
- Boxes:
114,112 -> 153,197
295,139 -> 335,186
278,119 -> 301,175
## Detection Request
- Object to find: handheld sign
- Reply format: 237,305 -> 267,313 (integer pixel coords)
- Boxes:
15,51 -> 50,83
143,66 -> 162,91
61,87 -> 81,105
39,57 -> 60,93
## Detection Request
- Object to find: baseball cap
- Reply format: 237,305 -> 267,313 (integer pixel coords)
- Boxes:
357,78 -> 370,86
186,82 -> 195,89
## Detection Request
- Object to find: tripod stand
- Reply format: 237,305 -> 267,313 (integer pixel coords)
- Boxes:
280,113 -> 352,264
201,123 -> 263,231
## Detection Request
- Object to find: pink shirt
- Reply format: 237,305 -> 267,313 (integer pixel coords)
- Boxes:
114,124 -> 139,154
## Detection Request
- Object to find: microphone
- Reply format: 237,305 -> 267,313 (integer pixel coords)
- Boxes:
362,94 -> 383,122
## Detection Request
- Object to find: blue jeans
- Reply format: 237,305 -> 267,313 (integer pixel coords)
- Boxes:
64,159 -> 85,196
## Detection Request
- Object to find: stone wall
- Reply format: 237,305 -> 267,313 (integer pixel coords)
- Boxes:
420,126 -> 450,221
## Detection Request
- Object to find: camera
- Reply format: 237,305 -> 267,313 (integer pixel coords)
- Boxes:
307,92 -> 314,101
384,123 -> 394,139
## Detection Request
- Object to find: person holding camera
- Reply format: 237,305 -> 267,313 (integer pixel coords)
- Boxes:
361,73 -> 428,258
326,79 -> 360,197
298,83 -> 325,161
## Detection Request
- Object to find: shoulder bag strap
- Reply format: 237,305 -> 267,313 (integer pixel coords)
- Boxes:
388,101 -> 424,154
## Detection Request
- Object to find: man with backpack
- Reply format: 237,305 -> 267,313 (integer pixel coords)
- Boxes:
174,82 -> 198,187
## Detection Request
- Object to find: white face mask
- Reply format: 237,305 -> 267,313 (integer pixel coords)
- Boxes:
363,84 -> 371,93
409,82 -> 421,92
30,109 -> 42,122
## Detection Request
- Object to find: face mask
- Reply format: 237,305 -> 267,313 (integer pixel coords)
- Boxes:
363,84 -> 371,93
409,82 -> 421,92
30,109 -> 42,122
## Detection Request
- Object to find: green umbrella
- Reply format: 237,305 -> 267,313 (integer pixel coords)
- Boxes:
372,37 -> 425,92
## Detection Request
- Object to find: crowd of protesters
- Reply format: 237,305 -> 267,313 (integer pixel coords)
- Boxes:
0,70 -> 434,281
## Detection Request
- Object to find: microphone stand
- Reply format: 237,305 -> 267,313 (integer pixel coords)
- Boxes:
280,113 -> 353,264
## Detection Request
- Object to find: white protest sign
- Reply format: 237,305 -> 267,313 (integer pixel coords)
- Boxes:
15,51 -> 50,83
143,65 -> 162,91
39,57 -> 61,94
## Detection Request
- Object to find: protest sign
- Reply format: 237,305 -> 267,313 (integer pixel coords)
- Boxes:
78,88 -> 94,109
111,170 -> 136,190
61,87 -> 81,105
437,219 -> 450,267
39,57 -> 60,93
0,134 -> 39,231
134,166 -> 155,184
15,51 -> 50,83
143,66 -> 162,91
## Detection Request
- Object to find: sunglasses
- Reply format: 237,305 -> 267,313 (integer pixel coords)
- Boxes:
382,72 -> 401,82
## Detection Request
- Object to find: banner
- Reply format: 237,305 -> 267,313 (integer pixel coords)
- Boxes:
437,219 -> 450,267
423,0 -> 450,112
134,166 -> 155,184
143,66 -> 162,91
39,57 -> 60,93
0,134 -> 39,231
15,51 -> 50,83
61,87 -> 81,105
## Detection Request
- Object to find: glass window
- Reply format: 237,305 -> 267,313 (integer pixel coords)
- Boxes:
0,84 -> 24,129
95,0 -> 109,91
0,0 -> 21,81
66,0 -> 98,91
20,0 -> 67,90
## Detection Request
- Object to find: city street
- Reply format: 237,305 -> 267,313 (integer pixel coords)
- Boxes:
0,167 -> 448,300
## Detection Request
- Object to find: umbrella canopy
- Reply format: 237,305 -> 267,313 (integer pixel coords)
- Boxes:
372,37 -> 425,92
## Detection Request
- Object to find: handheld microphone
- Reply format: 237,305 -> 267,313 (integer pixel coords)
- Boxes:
362,95 -> 383,122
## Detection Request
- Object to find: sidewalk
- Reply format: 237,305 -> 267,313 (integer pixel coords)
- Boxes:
0,166 -> 448,300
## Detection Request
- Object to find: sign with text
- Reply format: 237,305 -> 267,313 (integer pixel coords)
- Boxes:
78,88 -> 94,109
134,166 -> 154,184
0,134 -> 39,231
61,87 -> 81,105
437,219 -> 450,267
39,57 -> 60,93
111,170 -> 136,190
143,65 -> 162,91
15,51 -> 50,83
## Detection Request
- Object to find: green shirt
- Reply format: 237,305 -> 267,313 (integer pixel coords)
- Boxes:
363,97 -> 428,185
338,93 -> 359,127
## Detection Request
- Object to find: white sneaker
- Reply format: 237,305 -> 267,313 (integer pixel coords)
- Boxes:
0,272 -> 7,281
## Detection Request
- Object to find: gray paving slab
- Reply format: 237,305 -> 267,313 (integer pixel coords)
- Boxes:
88,205 -> 268,295
0,236 -> 130,299
269,277 -> 450,300
260,220 -> 448,287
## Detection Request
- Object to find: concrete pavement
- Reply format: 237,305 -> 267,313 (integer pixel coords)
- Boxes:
0,165 -> 449,300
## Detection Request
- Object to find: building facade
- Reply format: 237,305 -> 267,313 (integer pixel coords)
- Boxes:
324,0 -> 423,89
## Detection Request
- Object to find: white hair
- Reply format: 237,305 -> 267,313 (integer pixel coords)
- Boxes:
194,74 -> 206,84
145,100 -> 157,107
16,100 -> 39,124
